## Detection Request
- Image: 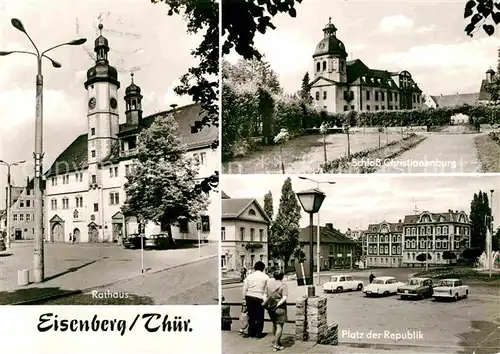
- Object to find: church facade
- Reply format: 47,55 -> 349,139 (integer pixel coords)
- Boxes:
310,19 -> 424,114
44,24 -> 219,244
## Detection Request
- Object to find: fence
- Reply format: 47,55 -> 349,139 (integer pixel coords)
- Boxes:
221,301 -> 297,331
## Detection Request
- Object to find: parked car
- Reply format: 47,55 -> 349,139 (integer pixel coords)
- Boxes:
433,278 -> 469,301
363,276 -> 405,296
322,275 -> 363,293
0,238 -> 6,252
123,234 -> 141,249
148,233 -> 176,249
397,277 -> 434,299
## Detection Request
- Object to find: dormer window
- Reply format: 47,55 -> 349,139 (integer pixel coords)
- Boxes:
249,209 -> 256,216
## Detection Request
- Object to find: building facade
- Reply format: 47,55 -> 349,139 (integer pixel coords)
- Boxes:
221,196 -> 270,273
297,223 -> 355,271
43,24 -> 219,244
310,19 -> 423,114
402,210 -> 470,267
364,221 -> 403,268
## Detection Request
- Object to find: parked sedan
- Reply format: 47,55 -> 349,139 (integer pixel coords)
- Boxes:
0,238 -> 6,252
433,279 -> 469,301
148,233 -> 176,249
397,277 -> 434,299
322,275 -> 364,293
122,234 -> 141,249
363,276 -> 405,297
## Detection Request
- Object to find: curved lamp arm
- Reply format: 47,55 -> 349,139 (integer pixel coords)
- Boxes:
0,50 -> 61,68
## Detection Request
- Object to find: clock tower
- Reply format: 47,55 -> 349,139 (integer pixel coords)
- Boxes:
84,23 -> 120,187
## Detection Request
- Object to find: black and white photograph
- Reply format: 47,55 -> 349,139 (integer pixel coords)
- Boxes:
221,174 -> 500,353
0,0 -> 220,305
222,0 -> 500,174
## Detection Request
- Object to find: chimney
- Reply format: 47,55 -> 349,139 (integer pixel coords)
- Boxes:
398,219 -> 402,223
448,209 -> 453,213
325,223 -> 333,230
455,210 -> 458,213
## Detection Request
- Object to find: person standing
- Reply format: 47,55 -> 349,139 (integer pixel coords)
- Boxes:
264,271 -> 288,351
242,261 -> 269,338
369,272 -> 375,284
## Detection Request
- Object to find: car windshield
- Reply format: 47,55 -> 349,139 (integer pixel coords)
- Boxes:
372,279 -> 385,284
438,280 -> 454,287
408,279 -> 420,285
330,277 -> 337,282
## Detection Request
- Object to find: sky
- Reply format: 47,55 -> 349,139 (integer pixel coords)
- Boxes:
0,0 -> 201,208
224,0 -> 500,96
221,175 -> 500,233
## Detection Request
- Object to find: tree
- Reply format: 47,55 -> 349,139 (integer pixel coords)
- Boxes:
442,251 -> 457,265
353,241 -> 363,263
493,227 -> 500,251
122,113 -> 210,239
222,0 -> 303,60
416,253 -> 430,264
274,128 -> 290,173
460,247 -> 483,265
470,191 -> 491,251
269,177 -> 302,272
464,0 -> 500,37
263,191 -> 274,220
300,72 -> 312,104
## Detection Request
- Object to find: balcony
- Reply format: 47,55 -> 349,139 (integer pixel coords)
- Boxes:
121,148 -> 138,158
245,242 -> 264,251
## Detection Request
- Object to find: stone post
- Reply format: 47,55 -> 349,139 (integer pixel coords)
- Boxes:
295,296 -> 307,341
306,296 -> 328,342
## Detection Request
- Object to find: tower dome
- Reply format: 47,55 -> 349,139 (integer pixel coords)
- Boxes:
84,23 -> 120,89
313,18 -> 347,58
125,73 -> 141,96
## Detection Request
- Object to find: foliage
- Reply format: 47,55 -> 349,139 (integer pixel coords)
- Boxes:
269,177 -> 302,270
353,241 -> 363,262
152,0 -> 219,129
274,128 -> 290,144
484,75 -> 500,103
470,190 -> 491,251
293,248 -> 306,263
464,0 -> 500,37
263,191 -> 274,220
416,253 -> 431,263
442,251 -> 457,260
300,72 -> 312,104
494,227 -> 500,251
122,114 -> 210,237
460,247 -> 484,264
222,0 -> 303,60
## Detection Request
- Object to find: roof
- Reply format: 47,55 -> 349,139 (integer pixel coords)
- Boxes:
365,221 -> 403,233
221,191 -> 230,199
403,211 -> 469,224
221,198 -> 271,223
45,103 -> 218,177
430,93 -> 479,108
373,276 -> 396,280
299,225 -> 355,244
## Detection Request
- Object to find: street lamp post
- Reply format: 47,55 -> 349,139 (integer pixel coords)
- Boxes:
296,188 -> 326,297
1,18 -> 86,283
298,177 -> 335,287
489,190 -> 494,278
0,160 -> 26,249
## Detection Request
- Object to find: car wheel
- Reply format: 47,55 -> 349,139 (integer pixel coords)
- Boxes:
336,286 -> 343,293
383,291 -> 389,296
401,295 -> 407,300
454,293 -> 459,301
356,283 -> 363,291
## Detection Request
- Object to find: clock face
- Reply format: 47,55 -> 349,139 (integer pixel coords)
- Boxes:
110,97 -> 117,109
88,97 -> 96,109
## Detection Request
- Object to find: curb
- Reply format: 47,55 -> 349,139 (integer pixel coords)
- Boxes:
10,253 -> 218,305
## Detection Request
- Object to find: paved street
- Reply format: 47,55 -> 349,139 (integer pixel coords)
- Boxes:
376,133 -> 483,173
223,268 -> 500,353
0,241 -> 218,304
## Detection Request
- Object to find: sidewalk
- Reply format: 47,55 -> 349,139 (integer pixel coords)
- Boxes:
222,331 -> 465,354
0,241 -> 218,304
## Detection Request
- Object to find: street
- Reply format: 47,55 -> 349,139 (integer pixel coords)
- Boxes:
223,268 -> 500,352
0,241 -> 218,304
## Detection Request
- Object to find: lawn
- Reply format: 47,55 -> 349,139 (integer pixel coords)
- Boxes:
415,266 -> 500,282
475,134 -> 500,172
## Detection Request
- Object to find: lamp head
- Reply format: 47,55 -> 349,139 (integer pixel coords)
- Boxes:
11,18 -> 26,33
0,51 -> 13,56
69,38 -> 87,46
49,58 -> 62,68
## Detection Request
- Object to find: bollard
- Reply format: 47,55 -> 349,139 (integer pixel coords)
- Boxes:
18,269 -> 29,286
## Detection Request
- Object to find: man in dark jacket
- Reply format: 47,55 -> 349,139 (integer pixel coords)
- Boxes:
369,272 -> 375,284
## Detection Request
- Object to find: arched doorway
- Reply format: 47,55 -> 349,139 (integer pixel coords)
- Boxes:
73,228 -> 81,243
88,225 -> 98,242
52,223 -> 64,242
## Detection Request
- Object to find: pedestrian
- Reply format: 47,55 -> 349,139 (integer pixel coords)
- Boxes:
241,266 -> 247,281
369,272 -> 375,284
242,261 -> 269,339
239,301 -> 249,335
263,271 -> 288,351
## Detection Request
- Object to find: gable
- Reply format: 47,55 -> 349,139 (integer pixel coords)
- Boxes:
311,76 -> 336,87
240,201 -> 269,223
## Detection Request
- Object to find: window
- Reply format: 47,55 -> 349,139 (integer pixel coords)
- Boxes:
27,190 -> 30,196
91,175 -> 97,184
366,91 -> 370,100
315,92 -> 320,100
13,214 -> 17,221
91,150 -> 96,158
193,153 -> 199,164
240,227 -> 245,241
93,203 -> 99,212
351,105 -> 355,110
389,92 -> 393,101
381,106 -> 385,110
381,92 -> 385,101
375,92 -> 379,101
200,152 -> 207,165
394,93 -> 398,101
51,177 -> 57,186
322,61 -> 326,71
26,214 -> 31,222
221,227 -> 226,241
26,200 -> 30,207
201,215 -> 210,232
91,128 -> 96,136
366,105 -> 371,111
248,209 -> 256,216
316,62 -> 320,72
221,255 -> 227,268
62,198 -> 69,209
375,106 -> 379,111
109,168 -> 114,177
250,228 -> 255,241
259,229 -> 264,241
323,91 -> 327,100
75,196 -> 83,208
110,192 -> 120,205
20,214 -> 24,222
389,105 -> 393,110
343,105 -> 348,111
51,199 -> 57,210
125,165 -> 130,175
179,218 -> 188,233
20,201 -> 24,208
